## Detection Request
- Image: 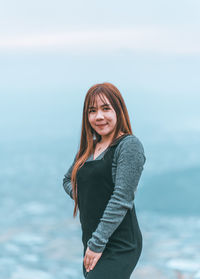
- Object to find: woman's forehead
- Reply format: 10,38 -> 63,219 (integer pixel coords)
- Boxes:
89,93 -> 110,107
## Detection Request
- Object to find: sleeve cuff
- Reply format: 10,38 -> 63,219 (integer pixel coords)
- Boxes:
87,239 -> 106,253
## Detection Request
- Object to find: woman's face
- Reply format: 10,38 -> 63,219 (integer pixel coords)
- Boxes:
88,94 -> 117,140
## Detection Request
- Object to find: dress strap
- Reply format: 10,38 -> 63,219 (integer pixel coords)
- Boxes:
110,134 -> 130,147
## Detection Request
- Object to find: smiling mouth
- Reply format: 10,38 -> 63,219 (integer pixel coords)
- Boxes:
96,123 -> 107,127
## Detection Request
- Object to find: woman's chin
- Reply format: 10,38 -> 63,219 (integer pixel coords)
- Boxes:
96,130 -> 114,138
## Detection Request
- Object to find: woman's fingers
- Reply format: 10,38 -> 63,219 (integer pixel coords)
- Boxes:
89,257 -> 98,270
85,255 -> 97,272
84,254 -> 90,271
84,247 -> 102,272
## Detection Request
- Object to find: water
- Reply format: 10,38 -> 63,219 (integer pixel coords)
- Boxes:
1,138 -> 199,279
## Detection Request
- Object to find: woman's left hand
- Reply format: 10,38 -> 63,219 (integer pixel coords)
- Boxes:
84,247 -> 102,272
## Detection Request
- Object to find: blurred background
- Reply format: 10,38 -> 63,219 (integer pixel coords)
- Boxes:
0,0 -> 200,278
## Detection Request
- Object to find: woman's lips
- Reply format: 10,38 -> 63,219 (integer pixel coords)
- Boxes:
96,123 -> 107,127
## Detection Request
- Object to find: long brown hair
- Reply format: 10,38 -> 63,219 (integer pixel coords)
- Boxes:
71,82 -> 133,217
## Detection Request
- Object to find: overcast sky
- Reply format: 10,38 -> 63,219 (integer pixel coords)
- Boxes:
0,0 -> 200,147
0,0 -> 200,53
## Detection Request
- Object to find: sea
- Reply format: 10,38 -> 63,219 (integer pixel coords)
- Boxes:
0,137 -> 200,279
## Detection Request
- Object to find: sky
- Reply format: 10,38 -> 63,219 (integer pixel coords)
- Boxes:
0,0 -> 200,53
0,0 -> 200,153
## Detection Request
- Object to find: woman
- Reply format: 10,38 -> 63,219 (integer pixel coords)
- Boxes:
63,82 -> 146,279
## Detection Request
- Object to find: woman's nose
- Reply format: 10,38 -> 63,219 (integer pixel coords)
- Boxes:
96,110 -> 104,119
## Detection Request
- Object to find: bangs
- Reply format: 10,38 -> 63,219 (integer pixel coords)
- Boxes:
88,90 -> 108,108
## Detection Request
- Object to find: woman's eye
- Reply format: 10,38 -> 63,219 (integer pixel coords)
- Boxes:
88,107 -> 110,113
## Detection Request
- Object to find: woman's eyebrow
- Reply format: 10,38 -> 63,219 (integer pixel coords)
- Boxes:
89,103 -> 110,109
89,105 -> 96,109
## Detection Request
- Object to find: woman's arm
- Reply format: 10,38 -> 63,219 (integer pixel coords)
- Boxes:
63,156 -> 77,200
87,135 -> 146,253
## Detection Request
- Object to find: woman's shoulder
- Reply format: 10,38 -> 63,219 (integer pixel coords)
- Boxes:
114,134 -> 145,159
119,134 -> 144,151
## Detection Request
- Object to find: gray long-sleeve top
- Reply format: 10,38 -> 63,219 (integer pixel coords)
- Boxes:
63,134 -> 146,253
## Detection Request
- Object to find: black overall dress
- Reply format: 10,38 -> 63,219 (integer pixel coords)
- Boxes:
77,135 -> 142,279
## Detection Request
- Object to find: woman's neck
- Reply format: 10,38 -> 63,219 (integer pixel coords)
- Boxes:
99,131 -> 125,145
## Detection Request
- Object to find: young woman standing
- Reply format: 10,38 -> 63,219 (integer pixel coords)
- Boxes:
63,82 -> 146,279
